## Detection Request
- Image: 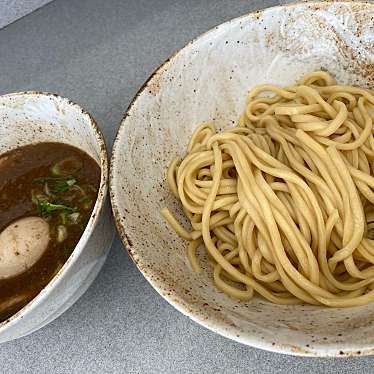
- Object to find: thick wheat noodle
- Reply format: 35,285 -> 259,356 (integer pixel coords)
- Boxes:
161,71 -> 374,307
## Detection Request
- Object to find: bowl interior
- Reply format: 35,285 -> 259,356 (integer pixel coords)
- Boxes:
0,93 -> 103,163
111,1 -> 374,356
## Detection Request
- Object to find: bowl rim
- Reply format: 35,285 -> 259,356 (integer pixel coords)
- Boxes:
0,91 -> 109,334
110,0 -> 374,357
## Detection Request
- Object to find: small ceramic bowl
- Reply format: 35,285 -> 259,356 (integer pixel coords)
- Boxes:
0,92 -> 115,342
110,1 -> 374,357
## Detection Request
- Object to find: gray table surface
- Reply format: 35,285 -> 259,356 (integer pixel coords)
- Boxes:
0,0 -> 53,29
0,0 -> 373,373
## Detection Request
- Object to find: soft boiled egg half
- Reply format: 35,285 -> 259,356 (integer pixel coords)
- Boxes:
0,217 -> 50,279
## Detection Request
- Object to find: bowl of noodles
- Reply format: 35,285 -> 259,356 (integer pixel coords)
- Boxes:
110,1 -> 374,356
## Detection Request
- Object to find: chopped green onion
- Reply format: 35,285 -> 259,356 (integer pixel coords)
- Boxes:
33,176 -> 76,193
54,177 -> 76,193
31,190 -> 39,205
71,184 -> 86,196
44,182 -> 52,196
69,212 -> 80,224
57,225 -> 68,243
52,157 -> 82,176
33,177 -> 61,184
60,211 -> 69,225
31,190 -> 48,205
80,196 -> 93,210
36,200 -> 75,217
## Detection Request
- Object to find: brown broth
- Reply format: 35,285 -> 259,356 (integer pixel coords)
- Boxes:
0,142 -> 100,321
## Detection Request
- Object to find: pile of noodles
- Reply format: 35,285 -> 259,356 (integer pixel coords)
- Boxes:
162,71 -> 374,307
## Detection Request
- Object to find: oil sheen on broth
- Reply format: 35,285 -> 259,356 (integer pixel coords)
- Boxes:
0,143 -> 100,321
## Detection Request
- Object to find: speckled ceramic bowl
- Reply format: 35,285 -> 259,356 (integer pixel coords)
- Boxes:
110,1 -> 374,356
0,92 -> 115,342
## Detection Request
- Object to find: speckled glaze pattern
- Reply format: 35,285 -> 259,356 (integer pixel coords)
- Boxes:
0,92 -> 115,342
110,1 -> 374,357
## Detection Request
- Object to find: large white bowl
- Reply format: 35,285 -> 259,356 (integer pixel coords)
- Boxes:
110,1 -> 374,357
0,92 -> 115,342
